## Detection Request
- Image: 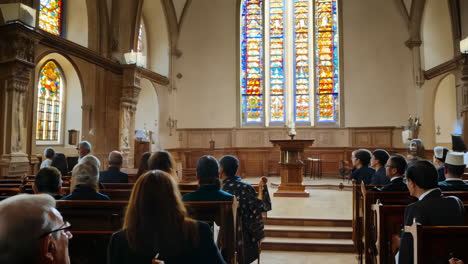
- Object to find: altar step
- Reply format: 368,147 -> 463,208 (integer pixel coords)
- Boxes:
262,217 -> 355,253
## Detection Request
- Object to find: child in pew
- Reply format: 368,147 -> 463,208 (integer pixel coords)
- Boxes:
108,170 -> 226,264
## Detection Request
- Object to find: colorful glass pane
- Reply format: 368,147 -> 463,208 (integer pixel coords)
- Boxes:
241,0 -> 264,123
39,0 -> 63,36
137,23 -> 144,53
315,0 -> 339,123
269,0 -> 285,122
294,0 -> 310,122
36,61 -> 63,141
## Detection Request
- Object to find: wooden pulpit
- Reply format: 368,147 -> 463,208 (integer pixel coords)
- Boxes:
270,139 -> 314,197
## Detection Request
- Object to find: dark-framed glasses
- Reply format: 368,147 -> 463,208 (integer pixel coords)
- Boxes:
39,221 -> 72,239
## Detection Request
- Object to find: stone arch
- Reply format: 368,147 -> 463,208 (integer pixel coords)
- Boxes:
33,52 -> 83,156
135,78 -> 160,151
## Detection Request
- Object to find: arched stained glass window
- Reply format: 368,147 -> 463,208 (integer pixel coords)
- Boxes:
39,0 -> 63,36
36,61 -> 63,142
240,0 -> 340,126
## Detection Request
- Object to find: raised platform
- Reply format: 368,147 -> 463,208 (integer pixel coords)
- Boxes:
262,217 -> 354,253
273,191 -> 310,197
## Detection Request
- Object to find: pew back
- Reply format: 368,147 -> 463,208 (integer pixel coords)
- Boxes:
405,224 -> 468,264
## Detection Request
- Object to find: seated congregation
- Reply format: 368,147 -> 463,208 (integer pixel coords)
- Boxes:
0,141 -> 270,264
350,142 -> 468,264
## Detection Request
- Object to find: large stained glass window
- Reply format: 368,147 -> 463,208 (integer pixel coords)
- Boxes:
36,61 -> 63,142
241,0 -> 263,123
39,0 -> 63,36
240,0 -> 340,126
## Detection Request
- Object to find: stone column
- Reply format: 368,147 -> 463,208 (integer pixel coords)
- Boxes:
458,55 -> 468,145
405,39 -> 424,87
0,26 -> 36,177
119,66 -> 141,168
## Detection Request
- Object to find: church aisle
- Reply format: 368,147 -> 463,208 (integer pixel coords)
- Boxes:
246,176 -> 352,219
260,251 -> 357,264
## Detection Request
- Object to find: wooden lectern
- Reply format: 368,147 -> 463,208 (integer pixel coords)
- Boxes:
270,139 -> 315,197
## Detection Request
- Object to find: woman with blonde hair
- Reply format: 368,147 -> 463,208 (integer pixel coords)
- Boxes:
108,170 -> 225,263
147,150 -> 178,179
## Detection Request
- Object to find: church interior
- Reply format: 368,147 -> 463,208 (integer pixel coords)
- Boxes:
1,0 -> 468,263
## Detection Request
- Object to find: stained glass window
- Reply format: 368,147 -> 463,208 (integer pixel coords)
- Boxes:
240,0 -> 340,126
39,0 -> 63,36
137,22 -> 144,53
36,61 -> 63,142
241,0 -> 264,123
315,0 -> 339,122
269,0 -> 285,123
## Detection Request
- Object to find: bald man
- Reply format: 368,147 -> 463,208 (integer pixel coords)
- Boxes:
99,151 -> 128,183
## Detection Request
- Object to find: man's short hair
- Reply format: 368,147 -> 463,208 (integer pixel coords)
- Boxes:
354,149 -> 372,167
388,154 -> 407,175
372,149 -> 390,167
78,155 -> 101,170
72,163 -> 99,187
108,151 -> 123,166
79,141 -> 92,153
0,194 -> 57,263
219,155 -> 239,177
445,164 -> 466,178
43,147 -> 55,159
406,160 -> 438,189
35,167 -> 62,193
197,155 -> 220,184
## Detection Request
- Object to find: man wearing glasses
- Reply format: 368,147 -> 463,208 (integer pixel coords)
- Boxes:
0,194 -> 72,264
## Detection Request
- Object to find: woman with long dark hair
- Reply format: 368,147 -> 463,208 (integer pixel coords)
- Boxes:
135,152 -> 151,181
107,170 -> 225,264
147,150 -> 178,179
51,152 -> 69,176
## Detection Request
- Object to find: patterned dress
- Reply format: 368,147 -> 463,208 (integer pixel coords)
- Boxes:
222,176 -> 267,264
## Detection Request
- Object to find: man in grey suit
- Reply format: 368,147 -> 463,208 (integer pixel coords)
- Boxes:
398,160 -> 465,264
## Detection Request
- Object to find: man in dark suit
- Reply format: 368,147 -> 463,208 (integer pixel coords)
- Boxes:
433,146 -> 449,181
438,152 -> 468,191
350,149 -> 375,184
378,154 -> 408,192
99,151 -> 128,183
398,160 -> 465,264
182,155 -> 233,202
370,149 -> 391,185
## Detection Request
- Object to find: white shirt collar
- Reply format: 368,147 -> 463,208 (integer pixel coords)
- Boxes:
418,188 -> 439,201
445,178 -> 464,182
390,176 -> 403,182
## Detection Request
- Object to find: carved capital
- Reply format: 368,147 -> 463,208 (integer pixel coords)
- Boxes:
0,29 -> 36,64
405,39 -> 422,49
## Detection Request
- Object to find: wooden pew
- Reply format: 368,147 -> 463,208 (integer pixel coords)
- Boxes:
185,200 -> 238,264
57,200 -> 238,264
357,181 -> 468,264
69,231 -> 113,264
372,202 -> 468,264
405,222 -> 468,264
0,187 -> 20,196
56,201 -> 127,231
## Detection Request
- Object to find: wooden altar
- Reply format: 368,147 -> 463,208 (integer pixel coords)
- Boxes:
270,139 -> 315,197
